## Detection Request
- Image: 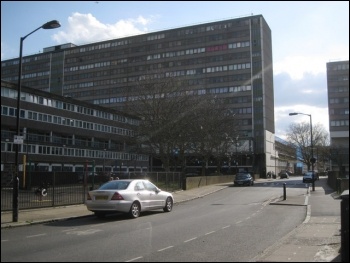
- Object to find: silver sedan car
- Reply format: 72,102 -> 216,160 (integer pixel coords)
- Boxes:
85,179 -> 174,218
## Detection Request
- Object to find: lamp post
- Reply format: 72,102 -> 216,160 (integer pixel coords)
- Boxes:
289,112 -> 315,191
103,148 -> 106,174
235,136 -> 239,174
13,20 -> 61,222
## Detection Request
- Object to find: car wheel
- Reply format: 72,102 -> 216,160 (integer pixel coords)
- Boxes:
129,202 -> 141,218
95,212 -> 105,218
163,197 -> 173,212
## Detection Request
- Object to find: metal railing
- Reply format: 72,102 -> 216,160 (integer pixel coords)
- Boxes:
1,171 -> 182,211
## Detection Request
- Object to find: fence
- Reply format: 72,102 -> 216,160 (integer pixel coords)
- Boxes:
1,171 -> 181,212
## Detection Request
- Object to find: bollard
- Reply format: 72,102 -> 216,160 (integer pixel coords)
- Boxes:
340,190 -> 349,262
283,183 -> 286,200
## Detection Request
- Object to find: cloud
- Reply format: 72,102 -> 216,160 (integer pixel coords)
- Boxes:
275,105 -> 329,141
273,44 -> 349,81
273,70 -> 329,139
52,12 -> 153,45
274,71 -> 327,108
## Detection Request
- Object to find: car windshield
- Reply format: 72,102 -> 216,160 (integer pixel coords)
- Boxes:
98,181 -> 130,190
236,174 -> 249,179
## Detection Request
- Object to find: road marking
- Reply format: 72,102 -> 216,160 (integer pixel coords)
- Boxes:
26,233 -> 47,238
222,225 -> 230,229
126,256 -> 143,262
66,229 -> 102,235
205,231 -> 215,235
158,246 -> 174,251
236,221 -> 242,224
62,228 -> 78,232
184,237 -> 197,243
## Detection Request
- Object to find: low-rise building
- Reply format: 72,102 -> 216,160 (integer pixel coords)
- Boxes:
1,80 -> 148,176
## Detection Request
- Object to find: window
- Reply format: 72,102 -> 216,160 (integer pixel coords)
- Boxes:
143,181 -> 157,191
135,182 -> 145,191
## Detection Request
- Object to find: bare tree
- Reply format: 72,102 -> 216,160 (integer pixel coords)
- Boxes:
126,72 -> 238,174
127,75 -> 192,171
286,122 -> 329,171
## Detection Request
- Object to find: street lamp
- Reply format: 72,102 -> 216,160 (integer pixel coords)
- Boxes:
13,20 -> 61,222
103,149 -> 106,174
235,136 -> 239,174
289,112 -> 315,191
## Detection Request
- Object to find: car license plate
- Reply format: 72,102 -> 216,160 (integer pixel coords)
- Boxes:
95,196 -> 108,200
238,182 -> 243,184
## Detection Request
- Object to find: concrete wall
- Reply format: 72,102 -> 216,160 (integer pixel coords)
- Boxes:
328,171 -> 349,194
184,173 -> 261,190
185,175 -> 234,190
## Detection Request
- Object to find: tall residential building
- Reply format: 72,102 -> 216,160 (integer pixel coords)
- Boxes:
1,15 -> 274,177
326,60 -> 349,176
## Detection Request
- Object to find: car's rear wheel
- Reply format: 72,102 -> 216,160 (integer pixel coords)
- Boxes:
129,202 -> 141,218
163,197 -> 173,212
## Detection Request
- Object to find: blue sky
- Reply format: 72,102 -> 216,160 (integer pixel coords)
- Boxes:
1,1 -> 349,140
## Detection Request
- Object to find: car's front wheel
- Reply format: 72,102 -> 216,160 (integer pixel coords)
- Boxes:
163,197 -> 173,212
129,202 -> 141,218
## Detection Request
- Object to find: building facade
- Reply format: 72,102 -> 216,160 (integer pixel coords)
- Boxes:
1,15 -> 274,176
326,60 -> 349,176
1,80 -> 149,175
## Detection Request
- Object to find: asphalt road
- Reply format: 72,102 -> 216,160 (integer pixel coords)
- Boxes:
1,178 -> 307,262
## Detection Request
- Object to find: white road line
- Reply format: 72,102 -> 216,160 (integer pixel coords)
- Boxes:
205,231 -> 215,235
62,228 -> 78,232
125,256 -> 143,262
158,246 -> 174,251
184,237 -> 197,243
222,225 -> 230,229
26,233 -> 47,238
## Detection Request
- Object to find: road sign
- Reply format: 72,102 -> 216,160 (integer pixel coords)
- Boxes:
13,135 -> 24,144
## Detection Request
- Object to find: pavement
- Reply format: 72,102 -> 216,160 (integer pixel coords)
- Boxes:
1,177 -> 344,262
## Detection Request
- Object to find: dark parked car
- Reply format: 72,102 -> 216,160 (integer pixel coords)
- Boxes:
278,170 -> 290,179
303,171 -> 319,183
234,173 -> 254,186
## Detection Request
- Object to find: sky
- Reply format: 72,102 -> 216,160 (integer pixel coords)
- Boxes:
1,1 -> 349,140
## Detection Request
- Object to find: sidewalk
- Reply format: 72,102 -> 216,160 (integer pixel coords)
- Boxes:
253,177 -> 342,262
1,178 -> 343,262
